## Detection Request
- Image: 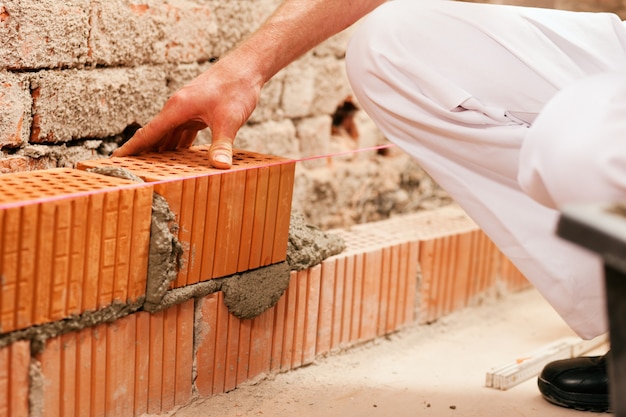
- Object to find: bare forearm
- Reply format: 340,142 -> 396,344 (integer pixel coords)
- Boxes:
228,0 -> 386,87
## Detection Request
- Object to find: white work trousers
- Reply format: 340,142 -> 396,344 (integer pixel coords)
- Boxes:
346,0 -> 626,339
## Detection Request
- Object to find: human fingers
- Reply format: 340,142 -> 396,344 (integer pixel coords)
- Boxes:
178,128 -> 199,149
159,127 -> 199,152
112,122 -> 164,157
113,92 -> 197,156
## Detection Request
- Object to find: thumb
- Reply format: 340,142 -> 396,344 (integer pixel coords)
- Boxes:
209,131 -> 235,169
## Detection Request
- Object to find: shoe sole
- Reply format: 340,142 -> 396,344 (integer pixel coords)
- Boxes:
538,377 -> 611,413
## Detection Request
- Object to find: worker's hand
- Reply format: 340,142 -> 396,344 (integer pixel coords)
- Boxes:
112,59 -> 262,169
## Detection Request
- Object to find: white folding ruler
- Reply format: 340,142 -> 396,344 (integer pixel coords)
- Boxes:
485,334 -> 608,390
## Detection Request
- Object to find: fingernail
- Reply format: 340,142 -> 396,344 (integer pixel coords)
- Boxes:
215,154 -> 231,164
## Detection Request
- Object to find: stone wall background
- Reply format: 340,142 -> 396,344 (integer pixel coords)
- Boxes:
1,0 -> 624,230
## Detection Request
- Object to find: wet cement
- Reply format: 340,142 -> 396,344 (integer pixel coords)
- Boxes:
287,211 -> 345,271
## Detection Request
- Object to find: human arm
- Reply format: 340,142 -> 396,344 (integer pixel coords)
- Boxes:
112,0 -> 386,168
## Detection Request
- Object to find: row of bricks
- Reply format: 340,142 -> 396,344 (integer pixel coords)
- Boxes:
0,0 -> 273,71
329,204 -> 529,324
0,169 -> 152,332
0,206 -> 529,417
0,147 -> 295,334
418,229 -> 528,324
0,238 -> 419,417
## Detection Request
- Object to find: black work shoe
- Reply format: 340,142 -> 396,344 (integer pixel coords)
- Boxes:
537,352 -> 610,413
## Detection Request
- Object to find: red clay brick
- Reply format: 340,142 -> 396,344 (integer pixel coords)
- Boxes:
417,239 -> 434,324
224,313 -> 241,393
214,170 -> 246,278
195,293 -> 219,397
248,307 -> 274,380
249,165 -> 270,270
269,291 -> 286,373
237,169 -> 258,272
441,236 -> 455,318
1,206 -> 19,332
128,186 -> 154,300
211,292 -> 230,395
395,243 -> 416,324
112,188 -> 135,303
316,259 -> 336,354
350,253 -> 364,342
34,202 -> 55,325
147,311 -> 164,414
92,323 -> 108,417
39,303 -> 194,417
129,301 -> 197,412
388,244 -> 403,329
61,333 -> 78,417
83,192 -> 104,312
404,241 -> 419,324
292,270 -> 308,369
0,156 -> 44,174
360,249 -> 382,341
176,179 -> 196,286
260,165 -> 281,266
134,312 -> 151,415
67,199 -> 87,316
236,319 -> 253,386
105,316 -> 136,416
175,300 -> 195,407
78,147 -> 295,285
0,168 -> 152,332
187,176 -> 209,286
377,247 -> 392,336
50,200 -> 72,321
0,341 -> 30,417
330,256 -> 346,350
161,306 -> 178,411
453,233 -> 473,311
303,266 -> 321,365
272,162 -> 296,263
40,336 -> 61,417
37,305 -> 196,417
340,255 -> 355,347
75,328 -> 93,417
199,175 -> 221,283
157,302 -> 178,412
280,272 -> 298,371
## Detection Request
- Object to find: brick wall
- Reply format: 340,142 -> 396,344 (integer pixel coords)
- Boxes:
0,161 -> 529,416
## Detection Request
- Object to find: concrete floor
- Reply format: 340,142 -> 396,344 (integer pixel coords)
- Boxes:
170,289 -> 609,417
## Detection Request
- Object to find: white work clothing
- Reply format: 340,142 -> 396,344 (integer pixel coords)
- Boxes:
346,0 -> 626,339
